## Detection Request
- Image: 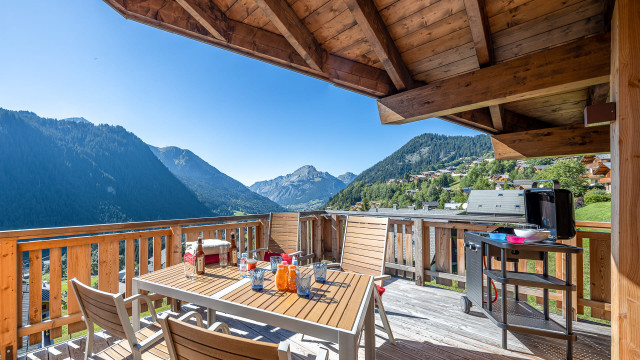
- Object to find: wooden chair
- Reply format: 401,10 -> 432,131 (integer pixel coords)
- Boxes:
69,278 -> 164,360
158,312 -> 329,360
328,215 -> 396,344
250,212 -> 310,262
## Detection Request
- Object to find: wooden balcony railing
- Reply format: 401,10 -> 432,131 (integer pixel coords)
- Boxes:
0,211 -> 611,358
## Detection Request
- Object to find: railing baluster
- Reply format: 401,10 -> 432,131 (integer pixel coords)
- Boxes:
67,244 -> 91,334
457,229 -> 466,289
28,250 -> 42,346
405,223 -> 413,280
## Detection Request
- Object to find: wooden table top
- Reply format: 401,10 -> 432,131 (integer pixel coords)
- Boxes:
137,262 -> 372,332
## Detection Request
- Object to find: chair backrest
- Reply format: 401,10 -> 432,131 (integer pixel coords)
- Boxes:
268,212 -> 300,254
160,316 -> 284,360
340,216 -> 390,276
70,278 -> 135,343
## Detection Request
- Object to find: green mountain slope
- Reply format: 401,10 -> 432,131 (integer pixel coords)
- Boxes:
0,108 -> 210,230
150,146 -> 284,215
326,133 -> 492,209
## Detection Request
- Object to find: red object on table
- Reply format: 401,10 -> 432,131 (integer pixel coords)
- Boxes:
264,251 -> 293,263
184,253 -> 227,265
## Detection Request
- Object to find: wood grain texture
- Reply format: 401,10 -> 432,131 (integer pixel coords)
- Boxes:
435,228 -> 452,286
463,0 -> 493,66
346,0 -> 415,90
49,247 -> 62,339
378,33 -> 611,124
610,1 -> 640,356
254,0 -> 326,71
98,240 -> 119,294
491,124 -> 610,160
0,239 -> 17,356
67,244 -> 91,334
28,250 -> 42,345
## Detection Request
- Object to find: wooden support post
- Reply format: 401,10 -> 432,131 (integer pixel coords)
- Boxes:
168,227 -> 181,312
435,227 -> 453,286
28,250 -> 42,346
331,215 -> 339,262
49,247 -> 62,339
610,1 -> 640,357
0,239 -> 17,360
413,220 -> 424,286
457,230 -> 466,289
314,215 -> 322,262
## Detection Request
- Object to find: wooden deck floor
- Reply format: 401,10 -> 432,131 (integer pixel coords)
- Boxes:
19,277 -> 610,360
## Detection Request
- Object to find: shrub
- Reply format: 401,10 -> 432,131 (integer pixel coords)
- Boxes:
584,189 -> 611,204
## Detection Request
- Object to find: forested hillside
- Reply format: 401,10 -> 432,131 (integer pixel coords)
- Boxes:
0,108 -> 210,230
352,133 -> 491,184
151,146 -> 284,215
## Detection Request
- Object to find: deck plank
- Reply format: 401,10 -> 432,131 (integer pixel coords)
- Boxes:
19,277 -> 610,360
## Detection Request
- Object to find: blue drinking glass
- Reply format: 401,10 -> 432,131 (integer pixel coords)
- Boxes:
313,262 -> 327,283
250,269 -> 267,291
270,256 -> 283,274
296,272 -> 312,298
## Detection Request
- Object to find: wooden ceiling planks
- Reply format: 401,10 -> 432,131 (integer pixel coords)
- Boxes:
102,0 -> 613,133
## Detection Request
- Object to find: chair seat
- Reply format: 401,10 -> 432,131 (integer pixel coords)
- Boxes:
93,326 -> 166,360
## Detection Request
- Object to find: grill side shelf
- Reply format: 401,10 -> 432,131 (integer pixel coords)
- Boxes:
484,270 -> 576,291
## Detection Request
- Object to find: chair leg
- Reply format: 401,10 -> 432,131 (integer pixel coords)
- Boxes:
84,320 -> 94,360
207,308 -> 216,326
374,291 -> 395,345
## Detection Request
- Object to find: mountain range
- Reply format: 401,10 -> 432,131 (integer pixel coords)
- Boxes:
250,165 -> 355,211
0,108 -> 211,230
150,146 -> 283,215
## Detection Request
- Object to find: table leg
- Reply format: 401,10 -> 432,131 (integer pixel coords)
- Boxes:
132,280 -> 140,331
364,291 -> 375,360
207,308 -> 217,326
339,332 -> 357,360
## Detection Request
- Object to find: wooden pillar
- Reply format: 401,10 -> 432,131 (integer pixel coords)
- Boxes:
331,215 -> 340,262
413,219 -> 425,286
0,239 -> 17,360
610,1 -> 640,358
314,215 -> 322,262
169,226 -> 183,312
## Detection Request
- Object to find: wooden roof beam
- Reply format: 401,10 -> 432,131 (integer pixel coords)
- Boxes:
102,0 -> 394,98
175,0 -> 229,41
492,124 -> 610,160
463,0 -> 493,67
254,0 -> 326,72
377,33 -> 611,125
346,0 -> 417,91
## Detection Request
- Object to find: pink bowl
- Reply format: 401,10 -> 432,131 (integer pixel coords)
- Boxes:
507,236 -> 525,244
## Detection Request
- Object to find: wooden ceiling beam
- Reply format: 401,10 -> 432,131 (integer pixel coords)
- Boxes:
254,0 -> 326,72
377,33 -> 611,125
492,124 -> 610,160
346,0 -> 417,91
587,83 -> 611,105
102,0 -> 393,98
175,0 -> 229,41
463,0 -> 493,67
439,108 -> 499,134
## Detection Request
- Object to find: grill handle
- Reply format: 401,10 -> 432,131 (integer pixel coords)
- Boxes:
531,179 -> 560,189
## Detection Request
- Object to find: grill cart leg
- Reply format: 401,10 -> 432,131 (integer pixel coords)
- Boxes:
501,248 -> 507,349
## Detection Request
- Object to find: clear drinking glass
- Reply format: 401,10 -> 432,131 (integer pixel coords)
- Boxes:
313,262 -> 327,283
219,245 -> 229,268
250,269 -> 267,291
270,256 -> 283,274
296,272 -> 312,298
184,251 -> 196,280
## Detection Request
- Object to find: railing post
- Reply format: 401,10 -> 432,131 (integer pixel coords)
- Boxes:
331,215 -> 340,262
0,238 -> 17,360
413,220 -> 425,286
169,226 -> 183,312
314,215 -> 322,262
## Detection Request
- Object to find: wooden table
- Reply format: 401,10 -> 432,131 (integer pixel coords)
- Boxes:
132,262 -> 376,359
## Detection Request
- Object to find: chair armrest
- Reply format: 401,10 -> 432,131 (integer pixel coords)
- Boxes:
374,275 -> 391,282
177,311 -> 204,328
123,294 -> 158,322
326,263 -> 341,269
249,248 -> 268,253
315,347 -> 329,360
287,251 -> 303,257
137,329 -> 164,351
207,321 -> 231,335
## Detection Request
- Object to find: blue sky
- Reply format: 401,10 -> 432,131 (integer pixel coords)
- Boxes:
0,1 -> 480,185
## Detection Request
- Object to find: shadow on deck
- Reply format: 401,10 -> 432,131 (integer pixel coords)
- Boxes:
19,277 -> 610,360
